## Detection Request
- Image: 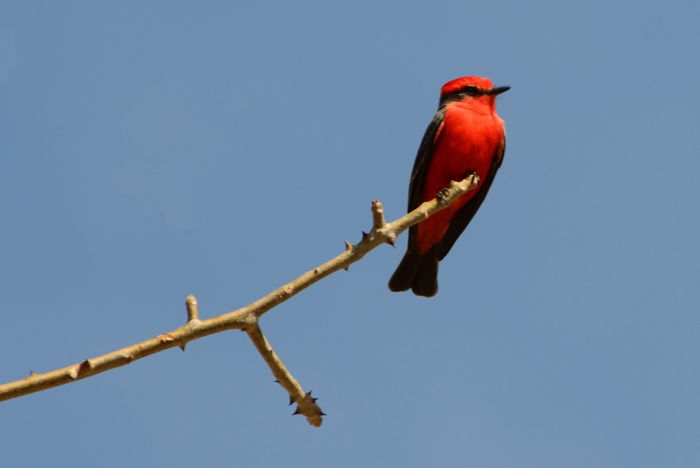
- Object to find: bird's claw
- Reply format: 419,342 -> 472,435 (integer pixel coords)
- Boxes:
436,188 -> 450,203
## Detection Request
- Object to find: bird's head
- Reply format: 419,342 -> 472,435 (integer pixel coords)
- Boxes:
439,76 -> 510,109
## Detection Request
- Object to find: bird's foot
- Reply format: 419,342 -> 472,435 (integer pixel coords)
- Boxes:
436,188 -> 450,203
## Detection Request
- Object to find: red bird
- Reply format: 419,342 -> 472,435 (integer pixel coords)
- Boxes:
388,76 -> 509,297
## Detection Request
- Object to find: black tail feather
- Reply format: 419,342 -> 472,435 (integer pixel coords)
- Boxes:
388,249 -> 439,297
388,251 -> 421,292
411,253 -> 438,297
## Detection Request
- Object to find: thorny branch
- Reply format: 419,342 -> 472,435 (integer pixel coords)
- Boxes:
246,324 -> 325,427
0,174 -> 480,427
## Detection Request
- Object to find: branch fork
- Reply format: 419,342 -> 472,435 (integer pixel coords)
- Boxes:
0,175 -> 480,427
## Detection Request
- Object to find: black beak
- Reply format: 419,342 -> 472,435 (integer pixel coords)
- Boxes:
487,86 -> 511,96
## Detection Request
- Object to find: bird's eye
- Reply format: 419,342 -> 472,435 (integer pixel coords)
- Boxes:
462,86 -> 478,96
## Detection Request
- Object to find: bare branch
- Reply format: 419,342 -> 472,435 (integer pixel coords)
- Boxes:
246,324 -> 324,427
0,174 -> 480,425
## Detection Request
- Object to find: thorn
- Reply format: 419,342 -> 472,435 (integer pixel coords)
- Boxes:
292,407 -> 301,416
386,238 -> 395,247
29,370 -> 36,377
289,394 -> 296,405
320,411 -> 327,416
179,343 -> 187,352
361,231 -> 369,241
311,397 -> 318,403
344,240 -> 353,251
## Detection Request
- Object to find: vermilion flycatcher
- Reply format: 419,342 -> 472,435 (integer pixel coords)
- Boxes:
389,76 -> 509,297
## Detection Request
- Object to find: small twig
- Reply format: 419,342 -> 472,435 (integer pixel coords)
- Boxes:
0,174 -> 480,425
371,199 -> 386,230
246,324 -> 324,427
185,295 -> 200,322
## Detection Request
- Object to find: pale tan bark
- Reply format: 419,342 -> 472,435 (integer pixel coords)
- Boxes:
0,175 -> 479,427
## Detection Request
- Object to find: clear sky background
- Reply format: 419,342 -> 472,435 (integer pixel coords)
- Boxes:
2,1 -> 699,467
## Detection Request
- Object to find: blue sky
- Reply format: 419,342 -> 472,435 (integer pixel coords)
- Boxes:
1,1 -> 699,467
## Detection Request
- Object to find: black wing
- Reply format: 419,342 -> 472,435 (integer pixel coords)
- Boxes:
434,137 -> 506,260
405,105 -> 447,251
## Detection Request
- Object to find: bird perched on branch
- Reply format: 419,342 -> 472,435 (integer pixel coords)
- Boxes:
389,76 -> 509,297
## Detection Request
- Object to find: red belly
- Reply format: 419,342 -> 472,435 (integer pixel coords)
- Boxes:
416,105 -> 503,253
